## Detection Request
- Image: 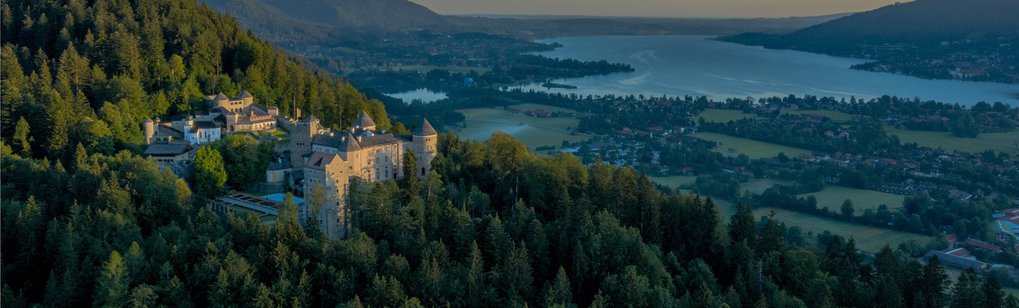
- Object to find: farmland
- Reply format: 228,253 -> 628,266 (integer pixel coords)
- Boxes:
456,104 -> 591,149
714,200 -> 931,252
888,127 -> 1019,154
692,132 -> 812,159
740,178 -> 793,194
798,185 -> 906,212
697,109 -> 761,123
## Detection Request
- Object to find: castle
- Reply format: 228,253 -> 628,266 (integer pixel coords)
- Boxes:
141,91 -> 438,238
287,111 -> 438,238
143,90 -> 279,148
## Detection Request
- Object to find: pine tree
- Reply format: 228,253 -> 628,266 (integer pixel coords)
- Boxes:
729,203 -> 755,245
93,250 -> 128,307
14,116 -> 32,155
544,267 -> 573,306
983,276 -> 1004,308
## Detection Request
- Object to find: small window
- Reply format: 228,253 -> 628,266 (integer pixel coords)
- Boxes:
421,167 -> 425,176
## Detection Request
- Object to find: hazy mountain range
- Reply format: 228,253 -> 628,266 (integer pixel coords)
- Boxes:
201,0 -> 844,44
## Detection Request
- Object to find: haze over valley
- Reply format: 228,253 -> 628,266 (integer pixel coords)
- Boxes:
4,0 -> 1019,307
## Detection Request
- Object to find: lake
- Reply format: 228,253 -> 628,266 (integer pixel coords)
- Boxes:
385,88 -> 448,104
514,35 -> 1019,105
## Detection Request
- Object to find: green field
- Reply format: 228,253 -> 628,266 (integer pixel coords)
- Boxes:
697,109 -> 760,123
889,128 -> 1019,154
740,178 -> 793,194
783,109 -> 854,122
798,185 -> 906,212
650,176 -> 697,189
456,104 -> 591,149
692,132 -> 812,159
710,199 -> 930,252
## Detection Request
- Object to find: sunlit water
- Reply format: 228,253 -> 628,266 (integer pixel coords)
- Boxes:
512,35 -> 1019,106
385,88 -> 448,104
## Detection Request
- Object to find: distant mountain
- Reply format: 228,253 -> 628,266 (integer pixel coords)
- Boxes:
202,0 -> 450,43
202,0 -> 841,44
722,0 -> 1019,83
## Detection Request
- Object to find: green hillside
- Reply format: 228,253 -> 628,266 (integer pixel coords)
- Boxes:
1,0 -> 389,160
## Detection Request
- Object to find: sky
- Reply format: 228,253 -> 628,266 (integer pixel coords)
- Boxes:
411,0 -> 905,18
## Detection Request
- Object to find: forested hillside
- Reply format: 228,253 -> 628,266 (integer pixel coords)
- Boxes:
0,0 -> 389,162
721,0 -> 1019,83
2,0 -> 1017,307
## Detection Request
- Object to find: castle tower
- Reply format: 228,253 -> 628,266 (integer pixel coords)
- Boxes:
238,90 -> 254,108
289,115 -> 320,168
303,152 -> 350,238
412,118 -> 438,178
143,118 -> 155,144
352,111 -> 377,131
214,92 -> 229,109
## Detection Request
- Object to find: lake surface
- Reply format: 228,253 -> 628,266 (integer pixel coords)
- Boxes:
385,88 -> 448,104
514,35 -> 1019,105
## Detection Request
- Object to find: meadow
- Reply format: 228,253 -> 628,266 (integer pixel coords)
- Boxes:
456,104 -> 591,149
888,127 -> 1019,154
714,200 -> 931,252
697,109 -> 761,123
692,132 -> 812,159
740,178 -> 793,194
798,185 -> 906,212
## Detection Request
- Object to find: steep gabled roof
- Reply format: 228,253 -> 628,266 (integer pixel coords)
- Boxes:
415,118 -> 437,136
238,90 -> 253,99
306,152 -> 340,170
312,133 -> 344,149
353,111 -> 376,128
214,92 -> 229,101
344,132 -> 361,152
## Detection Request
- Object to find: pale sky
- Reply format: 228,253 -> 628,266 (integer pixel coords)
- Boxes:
411,0 -> 905,18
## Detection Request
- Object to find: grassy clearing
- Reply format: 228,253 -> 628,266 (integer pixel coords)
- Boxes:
456,104 -> 590,149
692,132 -> 812,159
757,207 -> 929,252
798,185 -> 906,212
888,127 -> 1019,154
709,199 -> 930,252
740,178 -> 793,195
650,176 -> 697,189
697,109 -> 760,123
390,65 -> 491,74
783,109 -> 854,122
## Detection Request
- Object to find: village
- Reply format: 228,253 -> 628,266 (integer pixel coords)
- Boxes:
140,91 -> 438,238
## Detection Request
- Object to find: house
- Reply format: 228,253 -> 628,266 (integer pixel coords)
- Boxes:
964,238 -> 1004,253
923,248 -> 987,270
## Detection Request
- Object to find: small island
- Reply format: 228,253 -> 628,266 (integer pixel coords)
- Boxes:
542,82 -> 578,89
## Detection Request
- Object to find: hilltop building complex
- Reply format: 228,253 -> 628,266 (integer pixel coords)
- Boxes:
141,91 -> 437,238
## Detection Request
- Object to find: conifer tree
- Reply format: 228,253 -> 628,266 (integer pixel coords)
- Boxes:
93,250 -> 128,307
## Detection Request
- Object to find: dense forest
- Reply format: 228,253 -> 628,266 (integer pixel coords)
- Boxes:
0,0 -> 390,162
6,130 -> 1018,307
3,0 -> 1019,307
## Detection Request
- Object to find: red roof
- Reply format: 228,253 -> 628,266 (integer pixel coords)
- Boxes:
964,238 -> 1003,253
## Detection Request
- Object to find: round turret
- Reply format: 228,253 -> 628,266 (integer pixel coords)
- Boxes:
143,118 -> 155,144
